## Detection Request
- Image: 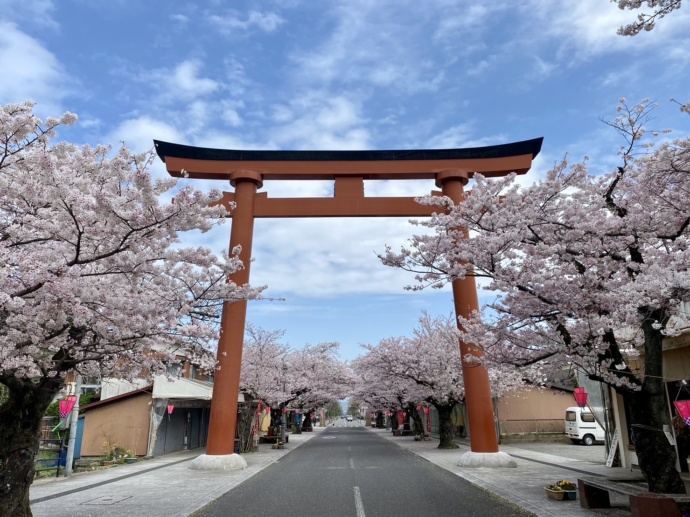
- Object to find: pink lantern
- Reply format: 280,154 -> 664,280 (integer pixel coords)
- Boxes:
574,387 -> 588,409
423,407 -> 429,415
59,396 -> 77,419
675,401 -> 690,426
167,404 -> 174,415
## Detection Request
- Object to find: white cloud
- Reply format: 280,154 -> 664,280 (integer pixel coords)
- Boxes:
170,13 -> 189,24
287,1 -> 450,94
106,116 -> 184,177
223,57 -> 251,97
520,0 -> 690,62
532,56 -> 558,81
249,216 -> 439,297
0,0 -> 58,29
268,94 -> 372,150
139,59 -> 220,105
0,22 -> 71,115
425,123 -> 477,149
171,60 -> 220,97
208,10 -> 285,35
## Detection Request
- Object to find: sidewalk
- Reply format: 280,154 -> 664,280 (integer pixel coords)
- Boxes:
30,429 -> 325,517
30,425 -> 651,517
370,428 -> 638,517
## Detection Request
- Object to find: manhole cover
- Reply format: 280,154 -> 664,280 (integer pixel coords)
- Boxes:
83,495 -> 133,505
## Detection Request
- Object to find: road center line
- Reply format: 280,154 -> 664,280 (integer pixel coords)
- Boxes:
350,458 -> 355,470
353,486 -> 366,517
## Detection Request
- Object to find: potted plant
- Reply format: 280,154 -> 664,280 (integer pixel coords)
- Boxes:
124,450 -> 137,464
545,479 -> 577,501
101,440 -> 116,466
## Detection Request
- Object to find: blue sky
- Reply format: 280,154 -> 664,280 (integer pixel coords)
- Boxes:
1,1 -> 688,362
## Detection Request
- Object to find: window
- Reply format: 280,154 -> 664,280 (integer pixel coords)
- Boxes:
166,363 -> 182,376
566,411 -> 576,422
581,412 -> 595,423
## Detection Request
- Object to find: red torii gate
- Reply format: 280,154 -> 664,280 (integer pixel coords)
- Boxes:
154,137 -> 543,469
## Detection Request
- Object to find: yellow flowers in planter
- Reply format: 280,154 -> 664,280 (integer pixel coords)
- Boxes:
546,480 -> 577,491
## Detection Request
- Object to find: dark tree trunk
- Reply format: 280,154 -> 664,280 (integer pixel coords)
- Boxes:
407,402 -> 424,436
268,407 -> 282,436
302,411 -> 313,430
391,410 -> 399,430
1,375 -> 62,517
623,315 -> 685,494
237,396 -> 257,453
292,410 -> 302,434
375,411 -> 385,428
434,403 -> 458,449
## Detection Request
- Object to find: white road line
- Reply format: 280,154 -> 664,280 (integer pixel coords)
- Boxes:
350,458 -> 355,469
353,486 -> 366,517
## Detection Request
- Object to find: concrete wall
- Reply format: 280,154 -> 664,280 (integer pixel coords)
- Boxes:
81,392 -> 151,457
497,387 -> 573,440
664,338 -> 690,380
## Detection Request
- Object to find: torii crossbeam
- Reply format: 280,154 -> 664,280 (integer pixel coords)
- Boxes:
154,137 -> 543,470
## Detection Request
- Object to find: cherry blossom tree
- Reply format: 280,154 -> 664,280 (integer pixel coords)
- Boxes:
382,100 -> 690,493
612,0 -> 683,35
0,102 -> 260,516
285,342 -> 353,432
237,324 -> 290,450
351,353 -> 415,429
240,324 -> 290,406
358,313 -> 524,448
240,330 -> 353,437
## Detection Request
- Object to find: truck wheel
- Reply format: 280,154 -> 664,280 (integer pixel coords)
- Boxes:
583,434 -> 595,446
570,439 -> 581,445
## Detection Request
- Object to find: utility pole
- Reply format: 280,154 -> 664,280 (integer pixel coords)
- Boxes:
64,375 -> 82,477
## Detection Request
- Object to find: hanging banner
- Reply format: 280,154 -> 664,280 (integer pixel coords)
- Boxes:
424,407 -> 431,433
59,395 -> 77,419
675,400 -> 690,426
254,399 -> 263,436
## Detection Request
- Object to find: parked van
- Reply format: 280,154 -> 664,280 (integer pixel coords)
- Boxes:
565,407 -> 606,445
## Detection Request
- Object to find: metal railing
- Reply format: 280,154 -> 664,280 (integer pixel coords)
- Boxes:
35,417 -> 65,477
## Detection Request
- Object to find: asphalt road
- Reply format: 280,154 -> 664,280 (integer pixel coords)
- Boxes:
193,423 -> 534,517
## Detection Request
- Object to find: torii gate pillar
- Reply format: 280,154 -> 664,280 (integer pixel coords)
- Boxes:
439,170 -> 516,468
189,170 -> 261,470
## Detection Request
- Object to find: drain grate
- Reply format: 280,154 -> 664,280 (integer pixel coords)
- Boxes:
83,494 -> 133,505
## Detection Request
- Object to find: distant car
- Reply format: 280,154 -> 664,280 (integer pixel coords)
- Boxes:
346,415 -> 353,422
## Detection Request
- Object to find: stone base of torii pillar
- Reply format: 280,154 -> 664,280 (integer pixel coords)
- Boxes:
457,451 -> 517,468
188,454 -> 247,471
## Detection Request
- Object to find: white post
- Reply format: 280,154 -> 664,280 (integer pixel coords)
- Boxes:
64,375 -> 82,477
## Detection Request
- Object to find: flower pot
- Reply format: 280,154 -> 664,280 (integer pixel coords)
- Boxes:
545,488 -> 577,501
125,457 -> 137,464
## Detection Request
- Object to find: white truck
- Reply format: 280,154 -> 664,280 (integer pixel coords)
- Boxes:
565,407 -> 606,445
